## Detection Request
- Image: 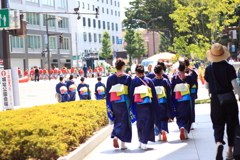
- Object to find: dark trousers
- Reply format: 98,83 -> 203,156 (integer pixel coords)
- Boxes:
210,93 -> 239,146
84,72 -> 87,78
35,74 -> 39,82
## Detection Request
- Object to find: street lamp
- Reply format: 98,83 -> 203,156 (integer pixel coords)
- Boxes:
46,15 -> 62,80
133,16 -> 162,56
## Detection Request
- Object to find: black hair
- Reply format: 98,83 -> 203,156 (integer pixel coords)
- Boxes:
154,65 -> 163,75
178,61 -> 186,72
80,77 -> 85,82
184,58 -> 190,66
157,61 -> 166,71
97,77 -> 102,81
59,76 -> 63,81
69,75 -> 73,80
135,64 -> 144,73
115,58 -> 125,70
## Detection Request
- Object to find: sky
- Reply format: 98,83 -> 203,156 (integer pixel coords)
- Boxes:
120,0 -> 133,20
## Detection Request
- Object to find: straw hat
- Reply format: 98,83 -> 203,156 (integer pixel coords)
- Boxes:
206,43 -> 230,62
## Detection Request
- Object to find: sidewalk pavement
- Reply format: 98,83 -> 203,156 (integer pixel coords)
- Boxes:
84,103 -> 239,160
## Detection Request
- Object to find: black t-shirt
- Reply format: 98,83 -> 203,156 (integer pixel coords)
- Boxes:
35,68 -> 39,74
204,61 -> 237,94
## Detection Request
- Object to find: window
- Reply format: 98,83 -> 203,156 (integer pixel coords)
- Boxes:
43,14 -> 55,27
82,2 -> 84,8
42,0 -> 54,6
103,21 -> 105,29
102,7 -> 104,13
107,22 -> 110,30
115,11 -> 117,16
116,36 -> 119,44
118,2 -> 120,7
93,5 -> 95,11
102,0 -> 104,2
112,36 -> 115,44
27,35 -> 41,49
83,32 -> 87,41
107,9 -> 109,14
112,23 -> 114,31
114,1 -> 116,6
89,33 -> 92,42
58,17 -> 68,29
26,13 -> 40,25
49,37 -> 57,49
94,33 -> 97,42
87,3 -> 90,10
26,0 -> 38,3
59,0 -> 67,8
118,11 -> 120,17
111,10 -> 113,15
106,0 -> 108,4
115,23 -> 118,31
61,38 -> 69,50
93,19 -> 96,28
111,0 -> 112,5
78,1 -> 80,7
88,18 -> 91,27
98,20 -> 101,28
11,36 -> 24,49
99,34 -> 101,43
83,17 -> 86,26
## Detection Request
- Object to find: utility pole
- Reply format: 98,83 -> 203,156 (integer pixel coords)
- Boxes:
152,21 -> 156,55
46,13 -> 51,80
2,0 -> 11,69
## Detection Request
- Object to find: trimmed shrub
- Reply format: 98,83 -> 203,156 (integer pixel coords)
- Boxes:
0,100 -> 108,160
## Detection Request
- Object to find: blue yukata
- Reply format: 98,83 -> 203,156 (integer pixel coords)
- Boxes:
152,77 -> 173,134
147,73 -> 171,84
130,76 -> 162,144
95,82 -> 106,100
185,69 -> 198,123
66,80 -> 76,101
171,74 -> 194,133
106,74 -> 132,142
56,82 -> 69,102
77,83 -> 91,100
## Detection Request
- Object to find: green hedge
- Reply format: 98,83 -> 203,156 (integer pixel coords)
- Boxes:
0,100 -> 108,160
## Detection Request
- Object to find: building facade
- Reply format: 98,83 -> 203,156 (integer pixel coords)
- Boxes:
5,0 -> 75,71
74,0 -> 123,68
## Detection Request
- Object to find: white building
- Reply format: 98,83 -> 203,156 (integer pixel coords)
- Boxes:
74,0 -> 123,68
4,0 -> 76,70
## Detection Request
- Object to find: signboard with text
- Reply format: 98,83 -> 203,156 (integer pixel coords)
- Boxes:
1,70 -> 14,110
0,9 -> 10,28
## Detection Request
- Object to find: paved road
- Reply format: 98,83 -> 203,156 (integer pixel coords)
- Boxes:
84,103 -> 238,160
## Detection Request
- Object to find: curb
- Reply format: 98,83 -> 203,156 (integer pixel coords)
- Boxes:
58,125 -> 113,160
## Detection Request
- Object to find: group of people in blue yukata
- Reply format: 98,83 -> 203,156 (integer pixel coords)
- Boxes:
106,57 -> 198,150
55,75 -> 106,102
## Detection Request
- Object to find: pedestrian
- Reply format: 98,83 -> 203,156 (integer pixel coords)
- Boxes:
24,69 -> 29,77
130,64 -> 161,150
39,67 -> 43,80
18,67 -> 23,78
171,61 -> 194,140
204,43 -> 240,160
34,67 -> 39,82
66,75 -> 77,101
77,77 -> 91,100
95,77 -> 106,100
146,63 -> 154,78
229,57 -> 234,65
184,58 -> 198,129
43,68 -> 48,80
152,65 -> 173,141
30,68 -> 35,81
83,64 -> 88,78
88,66 -> 93,78
94,67 -> 99,77
55,76 -> 69,102
106,58 -> 132,150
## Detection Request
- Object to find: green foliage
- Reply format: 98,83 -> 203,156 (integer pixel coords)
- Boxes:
133,32 -> 147,61
100,31 -> 112,59
124,29 -> 137,66
159,32 -> 171,52
0,100 -> 108,160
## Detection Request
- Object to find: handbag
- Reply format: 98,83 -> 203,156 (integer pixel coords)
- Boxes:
234,126 -> 240,160
211,65 -> 236,106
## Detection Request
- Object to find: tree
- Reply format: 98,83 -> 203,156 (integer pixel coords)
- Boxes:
133,32 -> 147,63
99,31 -> 112,59
124,29 -> 137,66
159,32 -> 171,52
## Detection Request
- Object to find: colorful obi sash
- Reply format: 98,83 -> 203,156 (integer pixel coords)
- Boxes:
60,86 -> 68,94
69,84 -> 77,92
134,85 -> 152,104
174,83 -> 191,101
109,84 -> 128,102
79,86 -> 88,95
97,86 -> 105,95
191,84 -> 197,93
155,86 -> 166,104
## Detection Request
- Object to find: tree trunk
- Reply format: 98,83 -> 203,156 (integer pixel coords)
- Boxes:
129,56 -> 132,66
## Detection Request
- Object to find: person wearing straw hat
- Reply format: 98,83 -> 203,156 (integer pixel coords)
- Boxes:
204,43 -> 240,160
